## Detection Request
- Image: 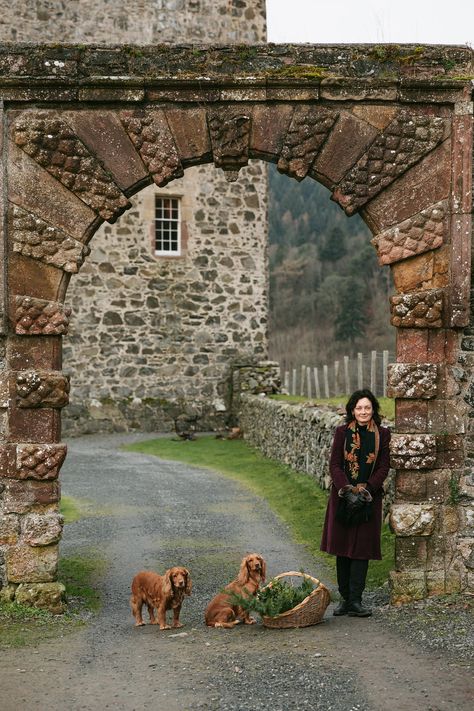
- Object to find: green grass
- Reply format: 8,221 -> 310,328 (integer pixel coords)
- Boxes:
270,395 -> 395,422
60,495 -> 84,524
58,552 -> 107,613
0,551 -> 106,649
124,437 -> 394,589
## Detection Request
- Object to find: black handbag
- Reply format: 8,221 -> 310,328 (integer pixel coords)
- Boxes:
336,488 -> 373,527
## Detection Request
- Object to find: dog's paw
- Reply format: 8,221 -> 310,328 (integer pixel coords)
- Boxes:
134,621 -> 146,627
244,617 -> 257,625
160,624 -> 172,630
172,622 -> 184,628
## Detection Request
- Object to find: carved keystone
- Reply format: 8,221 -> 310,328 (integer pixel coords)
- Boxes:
372,201 -> 447,265
12,112 -> 130,222
120,108 -> 184,186
390,434 -> 437,469
390,289 -> 444,328
387,363 -> 438,399
277,106 -> 338,181
10,203 -> 90,273
16,443 -> 67,480
14,296 -> 71,335
207,107 -> 251,180
390,504 -> 436,536
16,371 -> 70,408
333,112 -> 447,215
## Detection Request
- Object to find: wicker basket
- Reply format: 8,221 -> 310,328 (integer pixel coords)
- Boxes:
261,571 -> 331,629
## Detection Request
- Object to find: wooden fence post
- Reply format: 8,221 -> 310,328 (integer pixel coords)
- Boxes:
284,370 -> 290,394
370,350 -> 377,393
300,365 -> 306,396
344,355 -> 350,395
314,367 -> 321,399
292,368 -> 297,396
306,368 -> 312,399
334,360 -> 340,396
357,353 -> 363,389
323,364 -> 330,398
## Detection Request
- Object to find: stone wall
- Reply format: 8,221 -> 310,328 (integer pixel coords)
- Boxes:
239,393 -> 341,490
0,0 -> 269,434
0,0 -> 266,45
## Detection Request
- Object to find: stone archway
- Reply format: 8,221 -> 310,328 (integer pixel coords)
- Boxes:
0,44 -> 472,607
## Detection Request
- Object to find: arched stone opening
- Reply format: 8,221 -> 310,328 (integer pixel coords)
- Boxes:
0,44 -> 472,607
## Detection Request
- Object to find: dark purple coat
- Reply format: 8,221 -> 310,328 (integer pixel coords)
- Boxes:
320,423 -> 391,560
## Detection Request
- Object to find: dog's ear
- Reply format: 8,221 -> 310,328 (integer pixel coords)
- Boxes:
183,568 -> 192,596
237,556 -> 250,585
162,569 -> 172,597
259,556 -> 266,583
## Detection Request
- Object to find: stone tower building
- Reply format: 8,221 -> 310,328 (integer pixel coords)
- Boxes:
0,0 -> 269,434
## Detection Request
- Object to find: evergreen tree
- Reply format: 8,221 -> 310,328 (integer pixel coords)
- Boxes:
334,277 -> 368,348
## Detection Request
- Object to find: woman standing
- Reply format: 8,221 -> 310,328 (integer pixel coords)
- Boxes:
320,389 -> 391,617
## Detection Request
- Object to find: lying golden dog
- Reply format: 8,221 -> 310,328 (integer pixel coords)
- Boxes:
130,567 -> 192,630
205,554 -> 266,628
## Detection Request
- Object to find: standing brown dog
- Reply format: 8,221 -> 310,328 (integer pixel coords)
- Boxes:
205,554 -> 266,628
130,567 -> 192,629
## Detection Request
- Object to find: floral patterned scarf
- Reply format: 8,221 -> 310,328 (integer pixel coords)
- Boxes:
344,419 -> 379,483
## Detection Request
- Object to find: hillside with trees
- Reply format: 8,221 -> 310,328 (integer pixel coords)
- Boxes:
268,164 -> 395,372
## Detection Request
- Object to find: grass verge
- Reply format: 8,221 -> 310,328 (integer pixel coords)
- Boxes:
124,436 -> 394,589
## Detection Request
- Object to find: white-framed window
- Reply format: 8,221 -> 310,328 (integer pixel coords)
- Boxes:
155,196 -> 181,256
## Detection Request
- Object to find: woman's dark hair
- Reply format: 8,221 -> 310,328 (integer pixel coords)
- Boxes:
345,388 -> 381,426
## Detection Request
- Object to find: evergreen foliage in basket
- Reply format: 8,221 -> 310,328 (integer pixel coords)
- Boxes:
228,571 -> 330,628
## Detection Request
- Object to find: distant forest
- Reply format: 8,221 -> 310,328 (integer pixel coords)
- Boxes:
267,163 -> 395,371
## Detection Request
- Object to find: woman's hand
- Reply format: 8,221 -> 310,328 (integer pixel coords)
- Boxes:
355,483 -> 367,492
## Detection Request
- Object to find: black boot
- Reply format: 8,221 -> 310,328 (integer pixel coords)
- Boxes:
333,599 -> 349,616
347,600 -> 372,617
347,559 -> 371,617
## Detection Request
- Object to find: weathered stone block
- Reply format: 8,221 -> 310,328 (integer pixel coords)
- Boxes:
13,296 -> 71,336
390,570 -> 426,604
391,246 -> 449,294
16,443 -> 67,480
0,513 -> 20,545
8,141 -> 97,242
0,444 -> 16,476
314,109 -> 377,183
12,111 -> 130,222
10,203 -> 90,273
250,104 -> 294,161
5,543 -> 58,583
390,503 -> 436,536
8,407 -> 61,443
14,581 -> 66,614
390,289 -> 444,328
396,329 -> 429,362
363,141 -> 450,233
121,107 -> 184,186
333,111 -> 447,215
208,106 -> 251,177
16,371 -> 70,408
395,400 -> 428,433
426,570 -> 447,596
277,105 -> 338,181
387,363 -> 437,399
395,536 -> 428,570
3,480 -> 60,514
390,434 -> 437,469
165,107 -> 211,165
64,110 -> 149,192
22,511 -> 63,546
372,200 -> 447,265
459,506 -> 474,535
7,335 -> 62,371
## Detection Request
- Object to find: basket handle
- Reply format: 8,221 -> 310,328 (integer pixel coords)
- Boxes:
266,571 -> 321,588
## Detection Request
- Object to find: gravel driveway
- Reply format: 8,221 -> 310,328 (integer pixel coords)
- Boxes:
1,433 -> 472,711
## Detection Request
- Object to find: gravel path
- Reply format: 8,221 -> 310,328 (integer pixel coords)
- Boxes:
1,433 -> 473,711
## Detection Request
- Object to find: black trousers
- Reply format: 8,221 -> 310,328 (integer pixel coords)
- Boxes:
336,556 -> 369,602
